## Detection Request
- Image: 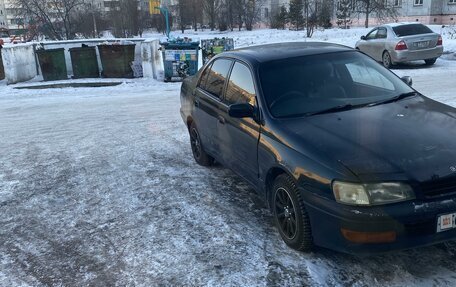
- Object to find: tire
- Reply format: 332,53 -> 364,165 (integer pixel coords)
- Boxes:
425,58 -> 437,65
382,51 -> 393,69
272,174 -> 313,251
189,122 -> 214,166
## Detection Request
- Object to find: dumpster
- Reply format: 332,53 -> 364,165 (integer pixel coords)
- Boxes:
97,44 -> 136,78
69,46 -> 99,78
160,38 -> 199,82
36,48 -> 68,81
201,38 -> 234,64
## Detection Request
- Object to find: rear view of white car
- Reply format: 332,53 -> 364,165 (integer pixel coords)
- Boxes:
356,23 -> 443,68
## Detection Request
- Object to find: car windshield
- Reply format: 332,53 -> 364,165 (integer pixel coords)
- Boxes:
392,24 -> 433,37
259,51 -> 414,118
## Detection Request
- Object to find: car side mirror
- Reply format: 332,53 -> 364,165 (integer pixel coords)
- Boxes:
228,103 -> 254,118
401,76 -> 413,86
360,35 -> 366,40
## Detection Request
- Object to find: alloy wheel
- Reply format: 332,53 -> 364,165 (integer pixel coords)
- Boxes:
274,187 -> 298,240
190,128 -> 201,159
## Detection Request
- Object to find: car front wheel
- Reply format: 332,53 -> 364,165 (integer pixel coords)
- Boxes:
272,174 -> 313,251
382,51 -> 394,69
189,122 -> 214,166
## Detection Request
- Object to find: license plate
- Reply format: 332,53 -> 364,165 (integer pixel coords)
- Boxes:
437,213 -> 456,232
414,41 -> 429,48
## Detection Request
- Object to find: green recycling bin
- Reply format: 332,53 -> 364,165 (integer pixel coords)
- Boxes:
69,46 -> 99,78
160,38 -> 200,82
97,44 -> 135,78
201,38 -> 234,64
36,48 -> 68,81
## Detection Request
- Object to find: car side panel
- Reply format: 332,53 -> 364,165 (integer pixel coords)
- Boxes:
217,104 -> 261,186
193,88 -> 221,157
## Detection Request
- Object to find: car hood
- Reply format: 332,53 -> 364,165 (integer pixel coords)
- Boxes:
282,96 -> 456,182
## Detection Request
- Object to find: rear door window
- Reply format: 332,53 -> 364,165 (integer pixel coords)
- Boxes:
392,24 -> 433,37
224,62 -> 256,106
203,59 -> 233,99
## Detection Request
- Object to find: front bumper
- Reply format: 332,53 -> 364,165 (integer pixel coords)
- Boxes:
301,189 -> 456,254
390,46 -> 443,63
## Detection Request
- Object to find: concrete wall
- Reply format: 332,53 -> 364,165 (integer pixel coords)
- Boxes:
142,39 -> 164,80
1,44 -> 38,84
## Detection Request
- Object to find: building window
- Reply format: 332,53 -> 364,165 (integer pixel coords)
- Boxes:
393,0 -> 402,7
449,0 -> 456,4
264,8 -> 269,18
414,0 -> 423,5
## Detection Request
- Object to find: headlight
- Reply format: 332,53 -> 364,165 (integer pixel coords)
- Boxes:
333,181 -> 415,206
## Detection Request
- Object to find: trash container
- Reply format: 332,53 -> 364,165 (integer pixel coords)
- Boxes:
201,38 -> 234,64
69,46 -> 99,78
97,44 -> 136,78
160,38 -> 200,82
36,48 -> 68,81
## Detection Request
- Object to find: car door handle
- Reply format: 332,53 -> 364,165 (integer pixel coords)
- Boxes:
218,115 -> 225,124
194,100 -> 200,107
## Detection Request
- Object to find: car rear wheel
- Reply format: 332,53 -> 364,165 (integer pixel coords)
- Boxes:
425,58 -> 437,65
382,51 -> 393,69
189,122 -> 214,166
272,174 -> 313,251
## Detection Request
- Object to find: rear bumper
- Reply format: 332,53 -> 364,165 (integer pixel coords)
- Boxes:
301,189 -> 456,254
390,46 -> 443,63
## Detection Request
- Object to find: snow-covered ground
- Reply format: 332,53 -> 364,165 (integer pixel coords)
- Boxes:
1,28 -> 456,286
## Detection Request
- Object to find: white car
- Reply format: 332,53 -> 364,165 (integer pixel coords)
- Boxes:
356,23 -> 443,68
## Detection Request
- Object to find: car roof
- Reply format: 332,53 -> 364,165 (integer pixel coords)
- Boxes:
382,22 -> 426,28
218,42 -> 353,64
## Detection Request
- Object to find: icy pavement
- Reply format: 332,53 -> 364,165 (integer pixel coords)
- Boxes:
1,60 -> 456,286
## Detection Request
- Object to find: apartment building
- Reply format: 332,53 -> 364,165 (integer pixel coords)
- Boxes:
272,0 -> 456,26
391,0 -> 456,25
3,0 -> 24,33
0,0 -> 7,29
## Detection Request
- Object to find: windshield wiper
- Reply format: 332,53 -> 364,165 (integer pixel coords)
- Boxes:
367,92 -> 418,107
306,104 -> 358,116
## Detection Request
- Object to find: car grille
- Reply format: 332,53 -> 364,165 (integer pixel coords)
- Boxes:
420,176 -> 456,198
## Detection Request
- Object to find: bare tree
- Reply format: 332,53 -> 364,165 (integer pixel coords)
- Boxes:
232,0 -> 244,31
242,0 -> 267,31
189,0 -> 203,31
355,0 -> 397,28
177,0 -> 190,33
203,0 -> 222,30
109,0 -> 140,38
15,0 -> 85,40
73,6 -> 106,38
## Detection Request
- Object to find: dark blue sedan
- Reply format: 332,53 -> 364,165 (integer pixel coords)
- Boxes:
179,42 -> 456,254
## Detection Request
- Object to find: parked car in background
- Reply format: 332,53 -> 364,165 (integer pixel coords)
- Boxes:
180,42 -> 456,254
356,23 -> 443,68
